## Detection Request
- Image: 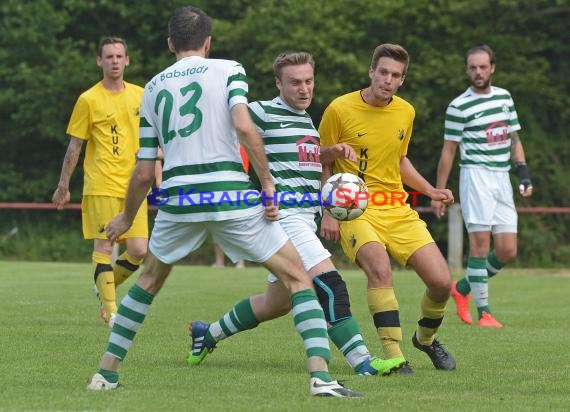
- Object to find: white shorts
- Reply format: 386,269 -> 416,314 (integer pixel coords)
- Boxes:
267,212 -> 331,283
459,167 -> 517,234
150,209 -> 289,265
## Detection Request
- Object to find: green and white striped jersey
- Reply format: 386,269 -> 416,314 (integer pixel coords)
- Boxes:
138,56 -> 259,222
248,97 -> 321,218
444,86 -> 521,171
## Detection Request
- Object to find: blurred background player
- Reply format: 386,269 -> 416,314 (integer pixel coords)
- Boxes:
52,36 -> 160,327
188,51 -> 405,376
432,44 -> 533,328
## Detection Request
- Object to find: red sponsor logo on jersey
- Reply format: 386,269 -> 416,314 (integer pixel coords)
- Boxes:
297,135 -> 320,166
485,121 -> 509,145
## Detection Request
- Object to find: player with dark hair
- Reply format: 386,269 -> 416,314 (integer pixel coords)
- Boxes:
433,45 -> 533,328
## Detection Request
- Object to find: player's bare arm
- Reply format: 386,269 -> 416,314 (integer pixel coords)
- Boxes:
510,132 -> 526,163
432,140 -> 458,217
320,144 -> 357,164
400,156 -> 454,205
52,136 -> 84,210
232,103 -> 279,220
105,159 -> 155,243
154,147 -> 164,187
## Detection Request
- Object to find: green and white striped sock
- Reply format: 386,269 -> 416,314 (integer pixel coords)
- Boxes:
328,317 -> 369,371
105,283 -> 154,360
457,250 -> 505,295
291,289 -> 332,382
207,298 -> 259,346
467,256 -> 490,317
487,250 -> 505,278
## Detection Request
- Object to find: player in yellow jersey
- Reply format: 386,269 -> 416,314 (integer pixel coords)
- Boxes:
319,44 -> 456,373
52,36 -> 158,327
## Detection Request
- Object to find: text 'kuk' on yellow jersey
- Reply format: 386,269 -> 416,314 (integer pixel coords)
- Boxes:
67,81 -> 144,197
319,91 -> 415,209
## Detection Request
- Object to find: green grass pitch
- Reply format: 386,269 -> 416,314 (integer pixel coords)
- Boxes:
1,261 -> 569,411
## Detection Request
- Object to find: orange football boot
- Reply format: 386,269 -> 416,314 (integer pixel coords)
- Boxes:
450,280 -> 473,325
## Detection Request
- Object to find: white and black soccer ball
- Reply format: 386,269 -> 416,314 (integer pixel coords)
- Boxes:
321,173 -> 369,221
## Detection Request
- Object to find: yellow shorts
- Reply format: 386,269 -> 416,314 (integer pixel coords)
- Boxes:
339,206 -> 433,266
82,195 -> 149,242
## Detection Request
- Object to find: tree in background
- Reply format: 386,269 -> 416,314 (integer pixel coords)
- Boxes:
1,0 -> 568,265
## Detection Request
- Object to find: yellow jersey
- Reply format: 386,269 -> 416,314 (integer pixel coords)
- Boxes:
67,81 -> 144,197
319,91 -> 415,209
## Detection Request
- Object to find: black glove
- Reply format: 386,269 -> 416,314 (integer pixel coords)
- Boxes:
514,162 -> 532,194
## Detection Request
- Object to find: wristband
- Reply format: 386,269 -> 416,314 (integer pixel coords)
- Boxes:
514,162 -> 532,192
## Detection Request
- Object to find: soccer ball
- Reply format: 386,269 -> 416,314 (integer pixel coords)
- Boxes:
321,173 -> 369,221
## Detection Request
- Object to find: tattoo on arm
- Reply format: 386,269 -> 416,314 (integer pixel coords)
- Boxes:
59,138 -> 83,185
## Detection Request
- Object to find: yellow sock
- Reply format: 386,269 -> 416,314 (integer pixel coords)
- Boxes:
114,251 -> 143,287
416,292 -> 446,346
367,287 -> 403,359
93,251 -> 116,321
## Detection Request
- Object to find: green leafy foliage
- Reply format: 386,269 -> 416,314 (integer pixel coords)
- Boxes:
1,0 -> 568,265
